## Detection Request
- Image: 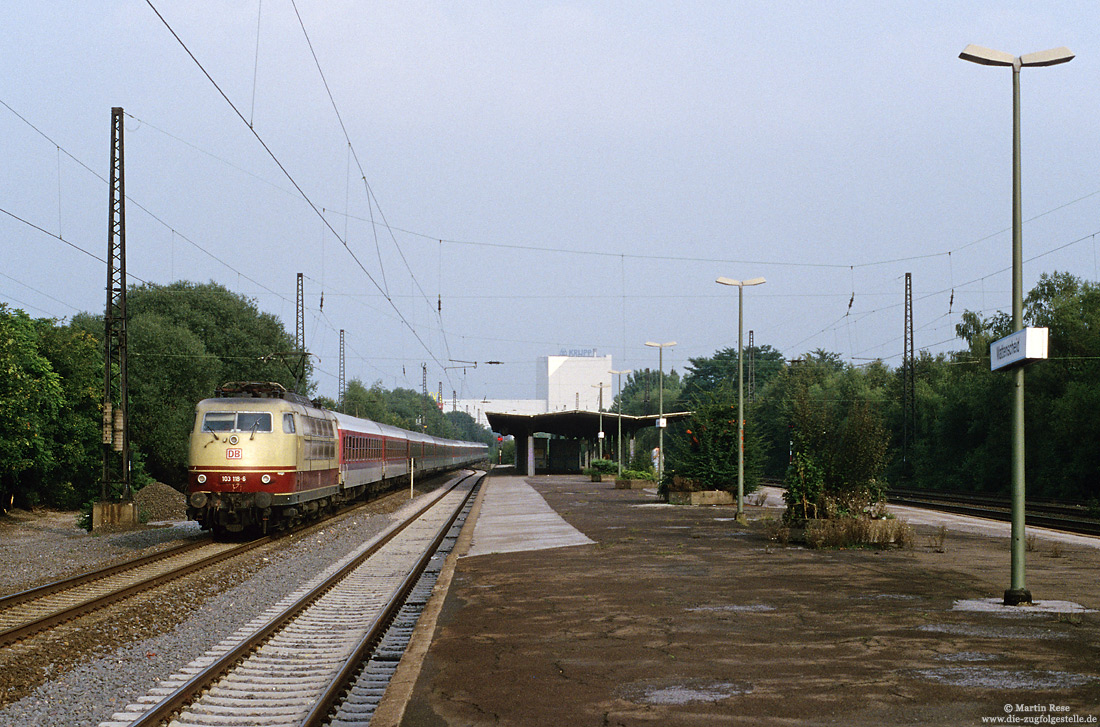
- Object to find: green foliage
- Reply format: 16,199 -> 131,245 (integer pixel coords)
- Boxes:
895,272 -> 1100,501
77,500 -> 94,531
680,345 -> 786,403
781,355 -> 889,500
628,445 -> 653,473
783,452 -> 824,522
619,469 -> 656,481
27,319 -> 103,508
498,438 -> 516,465
589,459 -> 619,474
0,305 -> 64,510
610,368 -> 682,456
664,384 -> 765,493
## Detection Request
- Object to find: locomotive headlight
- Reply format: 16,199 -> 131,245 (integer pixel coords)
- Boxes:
197,474 -> 207,484
261,474 -> 272,484
229,435 -> 239,445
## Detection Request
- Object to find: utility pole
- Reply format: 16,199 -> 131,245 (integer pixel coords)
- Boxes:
902,272 -> 915,476
748,329 -> 756,403
338,329 -> 346,412
421,363 -> 428,431
295,273 -> 306,392
102,106 -> 130,503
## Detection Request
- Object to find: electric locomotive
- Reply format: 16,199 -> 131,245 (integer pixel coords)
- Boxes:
186,381 -> 487,536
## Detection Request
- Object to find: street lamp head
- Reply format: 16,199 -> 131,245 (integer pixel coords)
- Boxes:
717,276 -> 766,287
645,341 -> 676,348
959,44 -> 1015,66
1020,47 -> 1074,67
960,44 -> 1074,68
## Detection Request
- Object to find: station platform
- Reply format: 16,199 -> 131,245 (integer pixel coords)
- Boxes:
376,470 -> 1100,726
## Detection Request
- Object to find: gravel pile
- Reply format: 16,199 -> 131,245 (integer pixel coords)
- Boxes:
0,484 -> 450,727
134,482 -> 187,522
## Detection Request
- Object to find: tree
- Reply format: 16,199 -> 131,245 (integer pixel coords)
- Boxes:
773,352 -> 890,516
664,384 -> 766,493
679,344 -> 786,402
612,368 -> 683,417
71,282 -> 302,488
32,320 -> 103,508
0,305 -> 63,510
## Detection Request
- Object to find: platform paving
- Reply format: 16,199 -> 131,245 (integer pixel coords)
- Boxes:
384,471 -> 1100,726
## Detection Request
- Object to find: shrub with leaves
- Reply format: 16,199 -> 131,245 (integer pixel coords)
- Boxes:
665,384 -> 765,492
783,452 -> 824,523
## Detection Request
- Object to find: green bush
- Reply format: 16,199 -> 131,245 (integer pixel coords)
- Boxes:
783,452 -> 824,522
629,447 -> 653,473
619,469 -> 656,481
589,459 -> 618,474
76,500 -> 94,532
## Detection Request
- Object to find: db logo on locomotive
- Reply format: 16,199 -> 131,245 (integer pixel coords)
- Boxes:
226,448 -> 243,460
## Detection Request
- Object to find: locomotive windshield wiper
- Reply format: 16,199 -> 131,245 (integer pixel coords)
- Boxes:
203,424 -> 220,446
249,419 -> 260,440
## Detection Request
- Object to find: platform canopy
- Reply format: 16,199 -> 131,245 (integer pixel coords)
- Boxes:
486,409 -> 692,439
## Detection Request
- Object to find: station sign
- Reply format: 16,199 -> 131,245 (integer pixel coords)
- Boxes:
990,327 -> 1048,371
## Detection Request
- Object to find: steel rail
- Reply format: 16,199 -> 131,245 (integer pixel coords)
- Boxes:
0,480 -> 437,648
299,471 -> 482,726
0,536 -> 271,647
124,470 -> 481,727
760,479 -> 1100,537
0,536 -> 212,609
888,492 -> 1100,537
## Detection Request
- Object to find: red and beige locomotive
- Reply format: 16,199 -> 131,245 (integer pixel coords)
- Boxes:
187,382 -> 487,536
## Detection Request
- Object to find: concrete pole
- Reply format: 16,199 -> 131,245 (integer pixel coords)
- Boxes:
1007,61 -> 1030,606
737,284 -> 745,518
657,346 -> 664,485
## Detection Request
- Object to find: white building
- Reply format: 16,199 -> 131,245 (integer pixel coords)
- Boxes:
537,354 -> 613,412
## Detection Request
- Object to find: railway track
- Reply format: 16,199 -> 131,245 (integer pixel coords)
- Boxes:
102,469 -> 483,727
0,536 -> 258,647
887,488 -> 1100,537
0,483 -> 429,649
760,479 -> 1100,537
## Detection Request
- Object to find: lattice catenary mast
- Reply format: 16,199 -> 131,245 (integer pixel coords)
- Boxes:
102,107 -> 131,501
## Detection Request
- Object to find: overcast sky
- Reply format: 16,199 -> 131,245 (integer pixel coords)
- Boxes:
3,2 -> 1099,402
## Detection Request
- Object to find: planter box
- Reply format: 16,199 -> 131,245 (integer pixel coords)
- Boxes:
614,479 -> 654,490
668,490 -> 734,506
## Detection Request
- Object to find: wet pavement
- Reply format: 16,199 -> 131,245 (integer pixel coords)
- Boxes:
380,471 -> 1100,726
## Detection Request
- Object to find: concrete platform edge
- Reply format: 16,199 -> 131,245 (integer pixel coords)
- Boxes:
370,470 -> 489,727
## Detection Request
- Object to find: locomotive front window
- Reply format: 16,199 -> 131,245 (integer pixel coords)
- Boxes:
202,412 -> 236,432
201,412 -> 273,433
237,412 -> 272,433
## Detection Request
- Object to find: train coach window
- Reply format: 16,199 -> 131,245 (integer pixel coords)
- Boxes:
283,414 -> 296,434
